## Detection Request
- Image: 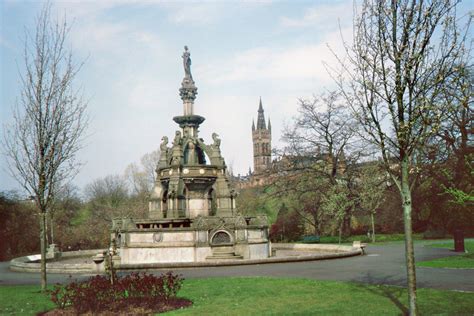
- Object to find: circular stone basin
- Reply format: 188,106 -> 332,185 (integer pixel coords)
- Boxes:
10,244 -> 363,274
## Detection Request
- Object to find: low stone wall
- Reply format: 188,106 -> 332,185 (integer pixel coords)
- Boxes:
273,243 -> 357,253
9,244 -> 362,273
10,249 -> 104,274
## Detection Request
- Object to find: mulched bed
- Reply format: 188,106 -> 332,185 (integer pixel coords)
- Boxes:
38,297 -> 193,315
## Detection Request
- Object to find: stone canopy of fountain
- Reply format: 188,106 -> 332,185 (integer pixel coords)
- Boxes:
110,47 -> 271,264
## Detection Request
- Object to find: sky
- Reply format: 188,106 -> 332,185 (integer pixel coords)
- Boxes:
1,0 -> 470,195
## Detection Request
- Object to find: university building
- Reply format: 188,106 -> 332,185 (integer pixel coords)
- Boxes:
236,98 -> 274,188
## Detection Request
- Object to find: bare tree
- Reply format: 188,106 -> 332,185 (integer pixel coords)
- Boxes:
275,91 -> 361,236
3,4 -> 88,291
330,1 -> 470,313
125,150 -> 160,196
85,174 -> 131,220
283,91 -> 357,184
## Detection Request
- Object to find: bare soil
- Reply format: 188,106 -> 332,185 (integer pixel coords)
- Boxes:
38,297 -> 193,315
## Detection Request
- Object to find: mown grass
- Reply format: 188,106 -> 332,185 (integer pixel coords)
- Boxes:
302,233 -> 424,244
418,240 -> 474,269
1,277 -> 473,315
0,285 -> 55,315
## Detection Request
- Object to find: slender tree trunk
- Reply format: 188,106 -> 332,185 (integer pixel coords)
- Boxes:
401,157 -> 417,315
39,212 -> 47,292
371,212 -> 376,243
338,222 -> 343,244
45,214 -> 49,246
50,213 -> 54,245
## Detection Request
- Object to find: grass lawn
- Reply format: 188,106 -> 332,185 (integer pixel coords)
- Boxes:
305,233 -> 424,244
0,285 -> 56,315
1,277 -> 474,315
418,240 -> 474,269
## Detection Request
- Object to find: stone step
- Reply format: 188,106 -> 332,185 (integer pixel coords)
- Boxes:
212,247 -> 233,253
206,246 -> 243,260
212,250 -> 235,255
206,249 -> 243,260
206,254 -> 244,260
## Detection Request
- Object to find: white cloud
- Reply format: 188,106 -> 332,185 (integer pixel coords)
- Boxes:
55,1 -> 232,27
155,2 -> 224,25
54,0 -> 154,19
198,27 -> 352,87
280,2 -> 354,30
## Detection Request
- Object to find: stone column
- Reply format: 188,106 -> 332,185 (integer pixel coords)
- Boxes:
149,184 -> 163,219
167,174 -> 181,218
215,170 -> 233,217
183,100 -> 194,116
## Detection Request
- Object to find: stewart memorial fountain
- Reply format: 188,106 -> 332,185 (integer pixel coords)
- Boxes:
110,46 -> 271,264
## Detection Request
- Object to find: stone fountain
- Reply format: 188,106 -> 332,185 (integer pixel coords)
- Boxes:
110,47 -> 271,264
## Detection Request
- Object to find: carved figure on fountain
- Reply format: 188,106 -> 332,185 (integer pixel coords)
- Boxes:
158,136 -> 170,169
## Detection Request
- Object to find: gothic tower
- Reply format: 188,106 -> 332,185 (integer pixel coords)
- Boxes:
252,98 -> 272,174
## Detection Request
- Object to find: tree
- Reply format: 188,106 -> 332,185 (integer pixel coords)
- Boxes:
124,150 -> 160,197
236,186 -> 273,219
2,4 -> 88,291
85,174 -> 131,220
331,1 -> 470,313
49,184 -> 82,246
413,63 -> 473,235
276,171 -> 330,236
321,182 -> 354,243
269,203 -> 304,242
358,163 -> 387,242
0,192 -> 40,261
433,64 -> 473,207
276,91 -> 361,236
283,91 -> 357,184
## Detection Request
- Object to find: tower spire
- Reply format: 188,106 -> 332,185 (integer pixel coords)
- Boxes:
257,98 -> 266,130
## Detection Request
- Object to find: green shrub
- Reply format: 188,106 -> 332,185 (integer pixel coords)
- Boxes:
50,272 -> 184,313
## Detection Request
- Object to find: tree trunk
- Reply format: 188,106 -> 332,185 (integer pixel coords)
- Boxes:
50,213 -> 54,245
338,221 -> 343,244
401,157 -> 417,315
371,212 -> 376,243
40,212 -> 47,292
45,213 -> 49,246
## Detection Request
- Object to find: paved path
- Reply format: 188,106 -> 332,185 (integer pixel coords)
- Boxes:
1,243 -> 473,292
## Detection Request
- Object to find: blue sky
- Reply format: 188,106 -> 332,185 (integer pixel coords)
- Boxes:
1,1 -> 470,194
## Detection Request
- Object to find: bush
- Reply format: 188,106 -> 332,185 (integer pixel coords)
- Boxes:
50,272 -> 184,313
269,207 -> 304,242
